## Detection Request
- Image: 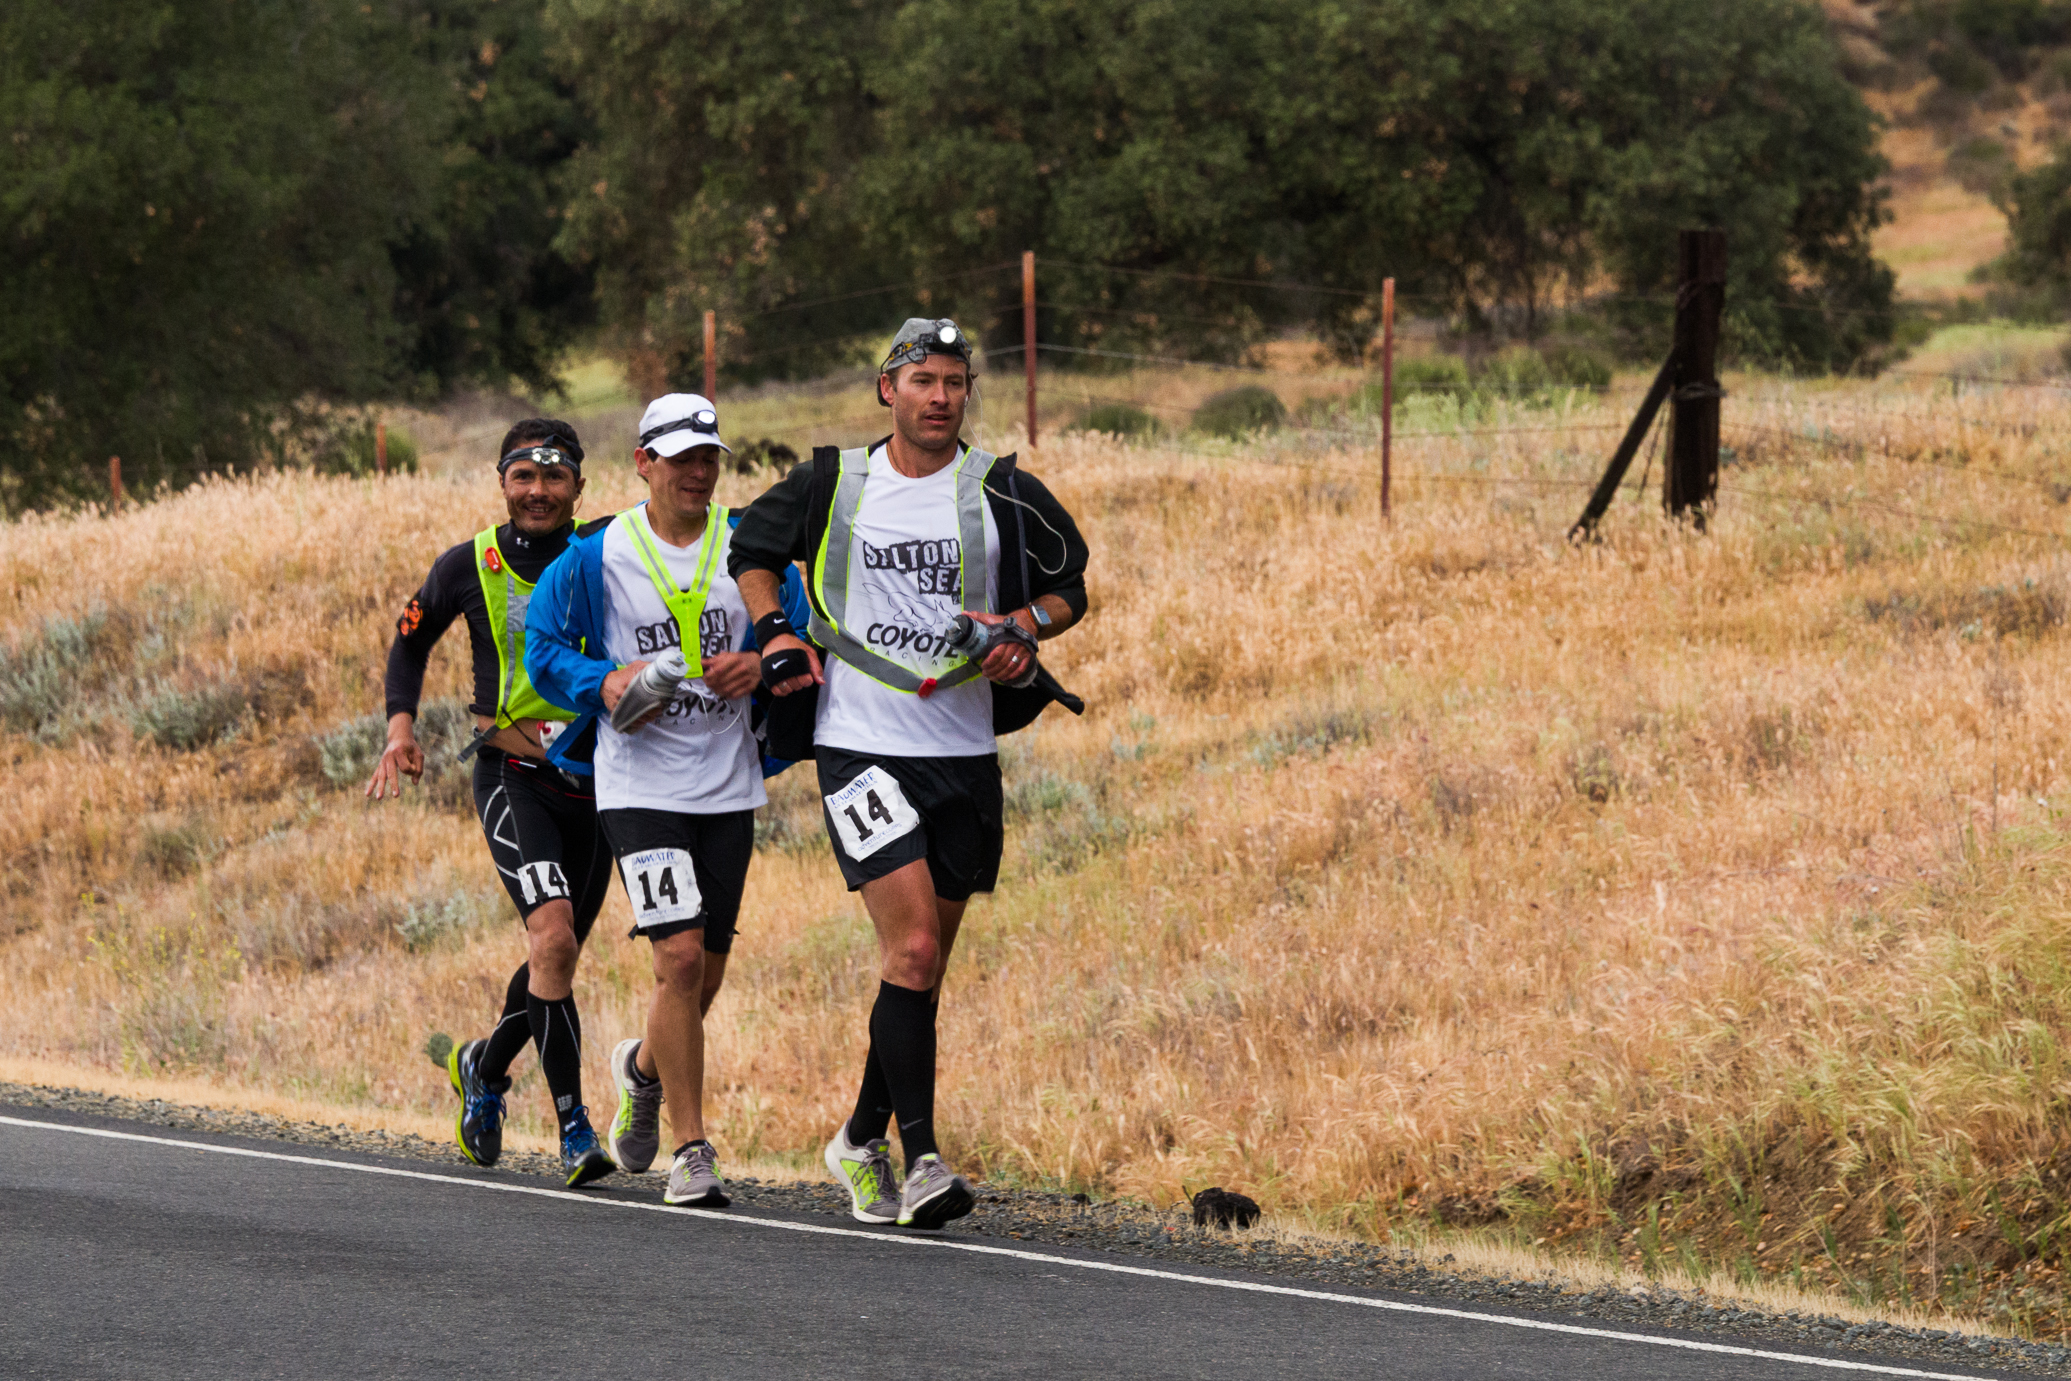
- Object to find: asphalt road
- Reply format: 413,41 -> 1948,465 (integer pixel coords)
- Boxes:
0,1105 -> 2008,1381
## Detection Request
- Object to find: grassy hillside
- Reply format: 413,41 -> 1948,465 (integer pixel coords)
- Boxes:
9,339 -> 2071,1333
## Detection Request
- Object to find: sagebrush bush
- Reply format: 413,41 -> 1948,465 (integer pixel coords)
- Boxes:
1193,385 -> 1286,438
1073,403 -> 1158,438
126,677 -> 247,750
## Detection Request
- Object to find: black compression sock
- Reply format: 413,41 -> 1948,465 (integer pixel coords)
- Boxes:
846,1043 -> 893,1146
527,992 -> 585,1131
478,965 -> 531,1084
868,980 -> 938,1165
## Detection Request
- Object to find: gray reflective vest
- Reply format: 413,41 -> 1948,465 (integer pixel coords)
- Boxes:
805,444 -> 995,694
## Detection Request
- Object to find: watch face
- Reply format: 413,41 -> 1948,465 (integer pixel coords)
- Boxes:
1030,605 -> 1052,627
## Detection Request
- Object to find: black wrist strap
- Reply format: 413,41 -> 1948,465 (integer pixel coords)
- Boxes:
754,611 -> 795,647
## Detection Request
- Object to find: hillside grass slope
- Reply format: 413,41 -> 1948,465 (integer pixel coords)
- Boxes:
7,351 -> 2071,1332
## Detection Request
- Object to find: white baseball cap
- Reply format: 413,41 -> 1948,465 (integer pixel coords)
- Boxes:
636,393 -> 732,459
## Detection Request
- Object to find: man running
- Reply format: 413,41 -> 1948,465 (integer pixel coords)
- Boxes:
367,418 -> 616,1188
526,393 -> 810,1205
729,318 -> 1090,1229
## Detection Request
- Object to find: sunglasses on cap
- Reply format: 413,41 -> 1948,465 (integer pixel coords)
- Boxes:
881,320 -> 973,374
498,444 -> 581,475
639,409 -> 721,451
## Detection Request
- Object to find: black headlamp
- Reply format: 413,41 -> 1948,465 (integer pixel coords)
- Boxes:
639,409 -> 721,451
498,444 -> 580,475
881,320 -> 973,374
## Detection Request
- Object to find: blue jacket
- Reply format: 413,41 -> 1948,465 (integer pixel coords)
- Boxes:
524,506 -> 810,778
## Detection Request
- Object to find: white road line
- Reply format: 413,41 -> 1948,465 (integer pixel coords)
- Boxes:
0,1113 -> 1999,1380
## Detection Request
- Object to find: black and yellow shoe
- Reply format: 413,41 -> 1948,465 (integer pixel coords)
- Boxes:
446,1039 -> 508,1168
559,1105 -> 615,1188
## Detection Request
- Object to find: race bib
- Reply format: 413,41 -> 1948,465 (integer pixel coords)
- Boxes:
825,766 -> 921,862
516,861 -> 569,907
619,847 -> 703,928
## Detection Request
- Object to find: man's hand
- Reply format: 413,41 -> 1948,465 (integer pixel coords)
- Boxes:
963,610 -> 1038,686
702,650 -> 761,701
602,662 -> 667,732
365,713 -> 424,799
760,633 -> 823,697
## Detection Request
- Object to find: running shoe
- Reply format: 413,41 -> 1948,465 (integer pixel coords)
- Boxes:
560,1106 -> 616,1188
664,1141 -> 730,1207
824,1127 -> 900,1225
896,1153 -> 974,1230
606,1037 -> 663,1173
446,1038 -> 508,1168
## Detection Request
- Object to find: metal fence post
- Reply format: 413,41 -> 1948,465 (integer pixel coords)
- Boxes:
1023,250 -> 1038,448
703,310 -> 718,401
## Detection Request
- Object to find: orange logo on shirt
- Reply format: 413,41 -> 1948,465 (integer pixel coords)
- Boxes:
484,547 -> 503,574
398,599 -> 423,636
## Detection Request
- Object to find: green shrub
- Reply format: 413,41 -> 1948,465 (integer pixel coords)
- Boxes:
0,608 -> 111,739
1391,355 -> 1472,399
1073,403 -> 1159,437
1541,344 -> 1614,390
316,697 -> 471,787
313,420 -> 419,478
1193,386 -> 1286,438
731,438 -> 801,474
127,678 -> 247,750
1477,346 -> 1554,399
394,891 -> 493,952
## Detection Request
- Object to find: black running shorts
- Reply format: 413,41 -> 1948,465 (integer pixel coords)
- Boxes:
597,808 -> 755,951
814,745 -> 1003,902
471,752 -> 613,941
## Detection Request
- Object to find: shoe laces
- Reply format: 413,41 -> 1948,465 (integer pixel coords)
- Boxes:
864,1145 -> 896,1201
473,1086 -> 506,1129
562,1108 -> 598,1158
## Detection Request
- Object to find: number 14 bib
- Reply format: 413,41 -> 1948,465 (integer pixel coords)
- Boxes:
824,766 -> 921,861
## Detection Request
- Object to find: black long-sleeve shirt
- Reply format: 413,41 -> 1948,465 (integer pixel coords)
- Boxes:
383,522 -> 575,720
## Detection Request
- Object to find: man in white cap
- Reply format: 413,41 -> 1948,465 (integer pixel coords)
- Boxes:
729,319 -> 1090,1230
526,393 -> 808,1205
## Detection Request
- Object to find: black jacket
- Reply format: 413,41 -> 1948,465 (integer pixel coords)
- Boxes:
728,440 -> 1090,755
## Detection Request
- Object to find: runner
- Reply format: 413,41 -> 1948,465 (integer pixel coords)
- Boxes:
526,393 -> 810,1205
729,318 -> 1090,1229
366,418 -> 616,1188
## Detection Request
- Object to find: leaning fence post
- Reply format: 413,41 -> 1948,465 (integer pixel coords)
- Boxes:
703,310 -> 718,401
108,456 -> 123,512
1023,250 -> 1038,448
375,420 -> 388,477
1380,277 -> 1395,519
1664,229 -> 1726,524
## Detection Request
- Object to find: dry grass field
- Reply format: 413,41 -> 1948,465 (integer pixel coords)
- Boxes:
10,340 -> 2071,1334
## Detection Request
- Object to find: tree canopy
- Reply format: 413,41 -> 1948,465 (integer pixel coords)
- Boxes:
554,0 -> 1893,381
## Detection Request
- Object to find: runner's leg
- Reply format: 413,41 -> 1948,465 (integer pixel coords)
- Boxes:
478,964 -> 532,1083
643,929 -> 708,1145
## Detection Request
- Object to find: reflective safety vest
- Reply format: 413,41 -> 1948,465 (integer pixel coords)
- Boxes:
621,502 -> 728,679
474,528 -> 571,727
806,444 -> 994,694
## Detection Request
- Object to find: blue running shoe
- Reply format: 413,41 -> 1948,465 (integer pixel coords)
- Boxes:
447,1038 -> 508,1168
560,1106 -> 615,1188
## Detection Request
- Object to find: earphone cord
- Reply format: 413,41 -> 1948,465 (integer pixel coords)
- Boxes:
983,480 -> 1068,575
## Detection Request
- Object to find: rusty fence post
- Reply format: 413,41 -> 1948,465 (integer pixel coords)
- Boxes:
108,456 -> 123,511
1023,251 -> 1038,448
703,310 -> 718,402
1380,277 -> 1395,519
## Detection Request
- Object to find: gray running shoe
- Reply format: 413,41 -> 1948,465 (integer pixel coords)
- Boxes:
606,1037 -> 663,1173
664,1141 -> 730,1207
823,1128 -> 900,1225
896,1153 -> 975,1230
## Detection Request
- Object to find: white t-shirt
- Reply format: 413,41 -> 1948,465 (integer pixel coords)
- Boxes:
594,504 -> 767,814
815,444 -> 1000,758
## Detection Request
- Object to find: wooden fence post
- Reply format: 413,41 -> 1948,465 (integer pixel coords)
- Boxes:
703,310 -> 718,401
1380,277 -> 1395,519
1023,250 -> 1038,448
108,456 -> 123,512
375,420 -> 388,477
1664,229 -> 1726,524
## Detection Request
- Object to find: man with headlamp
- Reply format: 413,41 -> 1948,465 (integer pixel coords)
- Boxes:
526,393 -> 811,1206
367,418 -> 618,1189
730,318 -> 1090,1230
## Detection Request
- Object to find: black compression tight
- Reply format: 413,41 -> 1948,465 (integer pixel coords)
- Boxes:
527,992 -> 585,1133
478,964 -> 531,1084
